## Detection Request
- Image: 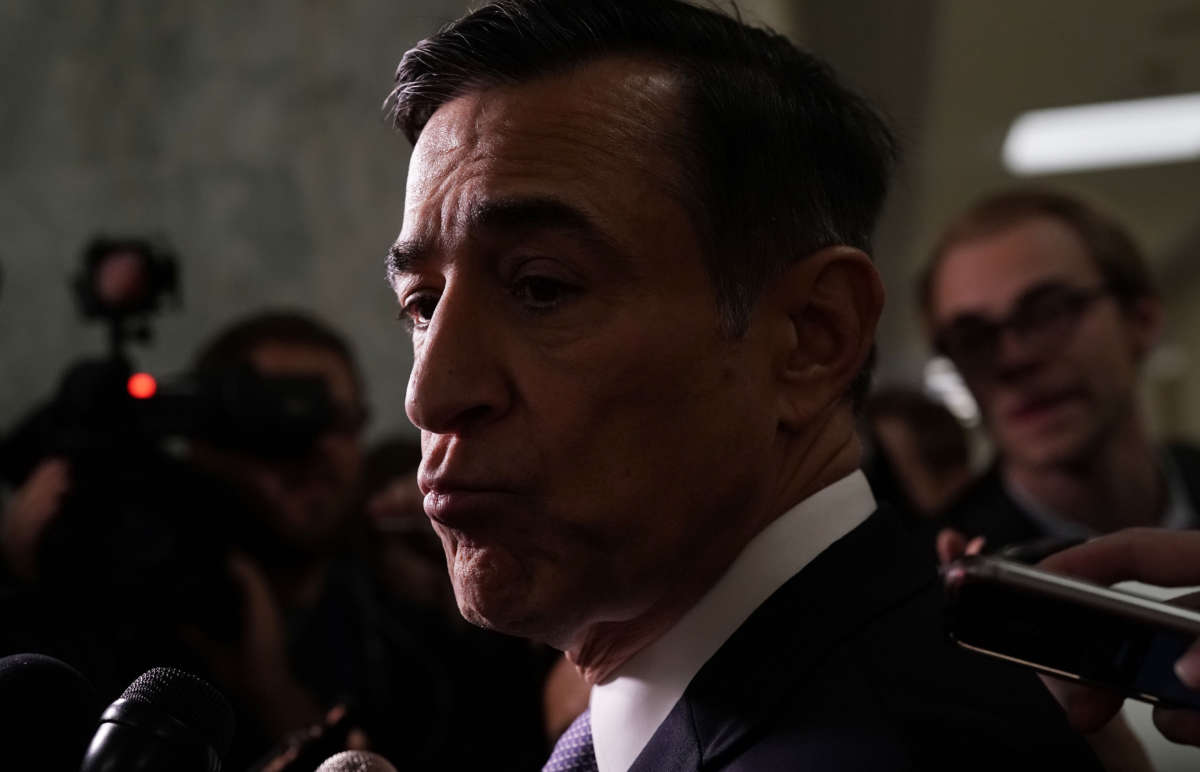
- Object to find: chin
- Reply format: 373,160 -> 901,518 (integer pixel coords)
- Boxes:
453,586 -> 543,637
449,544 -> 536,628
1014,432 -> 1096,470
452,571 -> 583,646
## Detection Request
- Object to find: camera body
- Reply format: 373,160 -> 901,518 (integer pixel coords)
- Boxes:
0,237 -> 336,638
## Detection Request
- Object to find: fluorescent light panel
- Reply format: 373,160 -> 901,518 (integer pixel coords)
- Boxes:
1003,92 -> 1200,175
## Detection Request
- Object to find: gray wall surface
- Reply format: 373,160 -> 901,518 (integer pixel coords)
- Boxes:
11,1 -> 1193,451
0,0 -> 466,441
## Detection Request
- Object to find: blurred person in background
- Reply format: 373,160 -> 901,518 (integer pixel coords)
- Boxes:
922,189 -> 1200,768
0,236 -> 238,712
0,236 -> 180,589
919,188 -> 1200,561
861,386 -> 973,521
191,310 -> 549,770
363,437 -> 454,616
185,310 -> 375,761
2,305 -> 534,769
0,457 -> 70,585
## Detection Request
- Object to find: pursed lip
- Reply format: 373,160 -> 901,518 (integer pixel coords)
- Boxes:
420,479 -> 525,529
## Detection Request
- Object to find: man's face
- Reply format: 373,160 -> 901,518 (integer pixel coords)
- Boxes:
246,342 -> 365,552
929,216 -> 1156,470
391,59 -> 778,646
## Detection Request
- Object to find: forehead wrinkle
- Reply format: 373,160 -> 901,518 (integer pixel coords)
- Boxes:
405,94 -> 489,230
401,134 -> 492,274
466,194 -> 634,273
400,58 -> 702,285
470,59 -> 695,215
470,112 -> 672,195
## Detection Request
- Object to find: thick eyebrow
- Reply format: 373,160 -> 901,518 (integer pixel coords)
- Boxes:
386,238 -> 430,282
1012,278 -> 1086,307
468,196 -> 618,251
386,195 -> 628,282
940,278 -> 1083,328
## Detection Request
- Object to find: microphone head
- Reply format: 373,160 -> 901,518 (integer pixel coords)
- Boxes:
315,750 -> 399,772
120,666 -> 236,759
0,652 -> 100,771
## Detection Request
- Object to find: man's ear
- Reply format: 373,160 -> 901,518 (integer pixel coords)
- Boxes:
770,246 -> 885,429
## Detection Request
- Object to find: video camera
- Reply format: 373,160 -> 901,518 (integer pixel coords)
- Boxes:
0,236 -> 339,637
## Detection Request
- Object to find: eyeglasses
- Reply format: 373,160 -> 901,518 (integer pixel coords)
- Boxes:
329,403 -> 370,436
933,281 -> 1111,377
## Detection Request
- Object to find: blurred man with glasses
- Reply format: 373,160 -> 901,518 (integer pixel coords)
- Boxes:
919,188 -> 1200,559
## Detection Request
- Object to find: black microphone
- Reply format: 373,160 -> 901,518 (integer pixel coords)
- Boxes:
79,666 -> 235,772
0,653 -> 100,772
314,751 -> 398,772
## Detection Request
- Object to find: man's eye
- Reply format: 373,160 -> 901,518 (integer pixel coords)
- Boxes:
399,293 -> 439,332
1019,293 -> 1074,326
944,323 -> 990,350
512,275 -> 578,311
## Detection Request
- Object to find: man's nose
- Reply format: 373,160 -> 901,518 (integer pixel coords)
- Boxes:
405,283 -> 510,435
992,325 -> 1045,381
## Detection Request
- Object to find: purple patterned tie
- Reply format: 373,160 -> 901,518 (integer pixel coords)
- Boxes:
542,707 -> 599,772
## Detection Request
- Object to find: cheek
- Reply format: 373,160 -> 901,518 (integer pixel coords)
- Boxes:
960,377 -> 1006,432
532,352 -> 757,556
430,521 -> 456,560
534,343 -> 737,473
1069,325 -> 1140,395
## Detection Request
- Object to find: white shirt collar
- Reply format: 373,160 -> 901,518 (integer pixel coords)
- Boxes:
589,470 -> 876,772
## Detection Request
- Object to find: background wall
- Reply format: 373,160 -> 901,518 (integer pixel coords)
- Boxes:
0,0 -> 464,439
2,0 -> 1199,445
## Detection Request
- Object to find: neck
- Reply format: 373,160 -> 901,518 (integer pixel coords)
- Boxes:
566,405 -> 861,685
1004,415 -> 1164,533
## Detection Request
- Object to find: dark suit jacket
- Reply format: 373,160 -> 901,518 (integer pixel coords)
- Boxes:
942,441 -> 1200,552
627,508 -> 1102,771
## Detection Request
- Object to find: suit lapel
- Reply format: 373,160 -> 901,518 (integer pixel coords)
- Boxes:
629,508 -> 933,771
625,697 -> 703,772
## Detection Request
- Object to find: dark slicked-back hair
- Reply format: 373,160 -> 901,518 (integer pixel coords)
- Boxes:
919,188 -> 1157,325
385,0 -> 897,406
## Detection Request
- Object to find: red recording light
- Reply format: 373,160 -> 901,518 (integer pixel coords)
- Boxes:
127,372 -> 157,400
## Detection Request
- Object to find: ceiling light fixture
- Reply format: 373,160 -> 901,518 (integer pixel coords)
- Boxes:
1003,92 -> 1200,175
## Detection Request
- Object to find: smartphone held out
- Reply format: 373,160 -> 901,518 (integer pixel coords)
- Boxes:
944,555 -> 1200,711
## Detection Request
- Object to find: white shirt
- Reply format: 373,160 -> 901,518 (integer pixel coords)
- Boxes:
589,470 -> 876,772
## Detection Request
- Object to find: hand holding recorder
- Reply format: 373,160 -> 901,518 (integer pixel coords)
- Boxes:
944,527 -> 1200,746
1038,528 -> 1200,745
